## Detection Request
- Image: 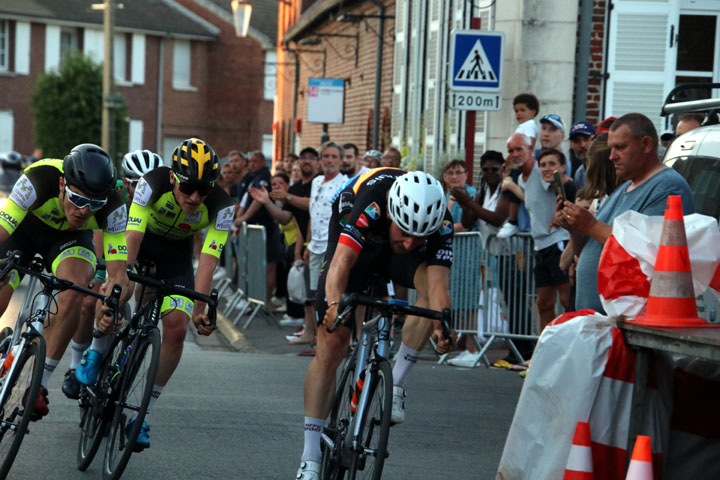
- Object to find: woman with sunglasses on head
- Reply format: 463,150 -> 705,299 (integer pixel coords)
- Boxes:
75,138 -> 234,450
0,143 -> 132,419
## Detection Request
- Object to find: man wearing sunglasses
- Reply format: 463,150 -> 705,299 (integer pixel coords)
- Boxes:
62,149 -> 165,400
0,143 -> 131,420
76,138 -> 233,450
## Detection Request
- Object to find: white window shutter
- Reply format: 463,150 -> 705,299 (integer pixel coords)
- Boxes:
113,33 -> 126,82
131,33 -> 146,84
129,119 -> 143,151
605,0 -> 679,132
14,22 -> 30,75
45,25 -> 60,72
83,29 -> 104,64
391,0 -> 409,148
0,111 -> 13,151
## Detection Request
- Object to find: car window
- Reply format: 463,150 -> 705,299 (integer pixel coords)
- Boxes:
667,155 -> 720,221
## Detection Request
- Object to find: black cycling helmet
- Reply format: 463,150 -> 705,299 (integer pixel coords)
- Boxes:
171,138 -> 219,184
63,143 -> 117,198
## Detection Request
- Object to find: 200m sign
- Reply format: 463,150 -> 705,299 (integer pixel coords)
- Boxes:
450,92 -> 502,111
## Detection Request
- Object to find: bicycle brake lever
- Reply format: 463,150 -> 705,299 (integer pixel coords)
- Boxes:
208,289 -> 219,327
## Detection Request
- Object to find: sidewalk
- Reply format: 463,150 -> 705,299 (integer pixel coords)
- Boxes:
214,305 -> 510,367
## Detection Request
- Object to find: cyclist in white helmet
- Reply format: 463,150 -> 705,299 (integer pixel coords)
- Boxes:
295,168 -> 454,480
121,149 -> 164,201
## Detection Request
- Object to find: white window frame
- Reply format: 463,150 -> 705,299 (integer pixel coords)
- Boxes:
0,20 -> 9,72
131,33 -> 146,85
674,9 -> 720,98
172,39 -> 195,91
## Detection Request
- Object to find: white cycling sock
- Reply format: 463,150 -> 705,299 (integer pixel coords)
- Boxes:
392,343 -> 418,387
41,358 -> 60,388
130,384 -> 163,423
301,416 -> 324,462
70,341 -> 90,370
89,334 -> 110,355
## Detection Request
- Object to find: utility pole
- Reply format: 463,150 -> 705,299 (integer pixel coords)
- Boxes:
101,0 -> 117,158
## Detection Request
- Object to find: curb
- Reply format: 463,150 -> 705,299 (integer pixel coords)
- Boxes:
216,311 -> 260,353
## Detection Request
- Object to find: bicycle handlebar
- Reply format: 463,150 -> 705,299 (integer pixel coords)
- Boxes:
0,250 -> 123,316
328,292 -> 452,342
127,266 -> 219,326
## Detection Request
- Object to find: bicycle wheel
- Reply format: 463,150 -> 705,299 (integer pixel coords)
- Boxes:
0,336 -> 45,479
321,354 -> 356,480
347,358 -> 393,480
77,335 -> 125,471
103,327 -> 160,480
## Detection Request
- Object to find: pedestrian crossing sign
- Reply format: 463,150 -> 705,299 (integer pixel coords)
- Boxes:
449,30 -> 504,92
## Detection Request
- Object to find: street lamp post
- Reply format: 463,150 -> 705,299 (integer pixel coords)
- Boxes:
231,0 -> 252,37
102,0 -> 115,157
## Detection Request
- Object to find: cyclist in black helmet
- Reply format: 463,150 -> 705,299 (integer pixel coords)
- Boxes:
76,138 -> 234,450
0,143 -> 131,420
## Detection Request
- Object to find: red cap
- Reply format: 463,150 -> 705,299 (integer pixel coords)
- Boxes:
595,116 -> 617,137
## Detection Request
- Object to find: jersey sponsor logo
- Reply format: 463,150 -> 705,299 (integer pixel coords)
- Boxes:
356,214 -> 369,228
337,191 -> 354,214
106,205 -> 127,234
215,205 -> 234,231
9,175 -> 37,210
59,248 -> 75,260
59,240 -> 76,251
170,297 -> 184,310
364,202 -> 380,220
185,211 -> 202,224
441,220 -> 453,235
338,213 -> 351,227
128,215 -> 142,226
178,223 -> 192,232
184,300 -> 193,316
435,248 -> 453,262
0,211 -> 19,230
209,239 -> 218,250
365,174 -> 395,187
133,178 -> 152,207
158,207 -> 166,216
165,201 -> 175,210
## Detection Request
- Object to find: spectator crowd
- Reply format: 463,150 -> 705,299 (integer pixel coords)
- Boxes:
215,92 -> 697,367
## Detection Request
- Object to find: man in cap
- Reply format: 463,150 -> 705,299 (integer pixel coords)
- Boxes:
568,120 -> 596,188
535,114 -> 567,164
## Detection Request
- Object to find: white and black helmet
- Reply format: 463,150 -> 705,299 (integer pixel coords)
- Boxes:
121,149 -> 163,179
387,171 -> 447,236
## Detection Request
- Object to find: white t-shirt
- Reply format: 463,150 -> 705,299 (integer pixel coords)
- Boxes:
308,173 -> 348,254
478,185 -> 500,246
515,119 -> 537,141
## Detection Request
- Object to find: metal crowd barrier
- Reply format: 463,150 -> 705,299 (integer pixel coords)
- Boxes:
475,232 -> 539,365
214,223 -> 278,329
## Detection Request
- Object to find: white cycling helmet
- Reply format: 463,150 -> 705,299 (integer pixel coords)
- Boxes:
387,171 -> 447,236
121,149 -> 164,179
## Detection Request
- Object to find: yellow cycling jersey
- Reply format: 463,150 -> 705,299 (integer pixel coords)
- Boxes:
0,159 -> 128,262
126,167 -> 234,258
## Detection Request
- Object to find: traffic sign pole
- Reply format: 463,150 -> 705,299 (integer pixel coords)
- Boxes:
465,17 -> 481,186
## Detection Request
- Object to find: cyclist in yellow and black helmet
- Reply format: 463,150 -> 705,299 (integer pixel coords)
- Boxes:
76,138 -> 233,450
171,138 -> 219,185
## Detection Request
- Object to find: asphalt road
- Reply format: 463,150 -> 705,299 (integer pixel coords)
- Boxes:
2,282 -> 524,479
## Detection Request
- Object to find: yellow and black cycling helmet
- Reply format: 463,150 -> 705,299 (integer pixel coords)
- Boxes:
171,138 -> 219,184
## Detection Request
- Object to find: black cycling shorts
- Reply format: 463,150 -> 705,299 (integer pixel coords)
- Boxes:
136,232 -> 194,291
0,214 -> 96,283
314,240 -> 429,325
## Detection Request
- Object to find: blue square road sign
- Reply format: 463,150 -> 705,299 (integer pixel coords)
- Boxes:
449,30 -> 504,92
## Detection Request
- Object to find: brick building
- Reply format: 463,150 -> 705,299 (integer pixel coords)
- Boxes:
0,0 -> 276,162
275,0 -> 395,161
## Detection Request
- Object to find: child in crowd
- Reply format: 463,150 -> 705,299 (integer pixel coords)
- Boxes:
497,93 -> 540,238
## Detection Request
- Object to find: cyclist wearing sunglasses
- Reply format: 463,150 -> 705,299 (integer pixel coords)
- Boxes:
0,143 -> 131,419
62,149 -> 165,400
76,138 -> 233,450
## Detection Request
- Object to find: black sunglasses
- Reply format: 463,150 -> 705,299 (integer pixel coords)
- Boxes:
178,182 -> 213,196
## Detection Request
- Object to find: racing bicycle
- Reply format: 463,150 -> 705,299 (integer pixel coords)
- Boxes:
0,251 -> 121,479
77,262 -> 218,480
321,292 -> 452,480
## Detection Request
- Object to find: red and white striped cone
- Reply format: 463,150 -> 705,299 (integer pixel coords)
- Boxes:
563,421 -> 594,479
625,435 -> 653,480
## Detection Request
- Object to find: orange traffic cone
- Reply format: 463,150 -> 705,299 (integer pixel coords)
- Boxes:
625,435 -> 653,480
635,195 -> 714,327
563,422 -> 594,479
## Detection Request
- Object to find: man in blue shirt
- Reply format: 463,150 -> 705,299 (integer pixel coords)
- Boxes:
556,113 -> 694,313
